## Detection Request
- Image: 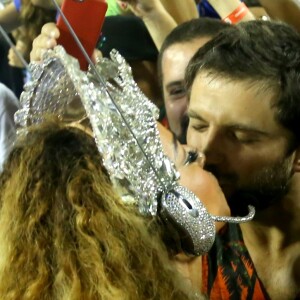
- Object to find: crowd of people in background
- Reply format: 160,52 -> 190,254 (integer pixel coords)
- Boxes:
0,0 -> 300,299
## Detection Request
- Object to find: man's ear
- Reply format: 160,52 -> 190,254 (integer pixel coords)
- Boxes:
292,147 -> 300,173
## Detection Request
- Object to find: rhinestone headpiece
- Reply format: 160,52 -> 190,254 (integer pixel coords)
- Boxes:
15,46 -> 255,255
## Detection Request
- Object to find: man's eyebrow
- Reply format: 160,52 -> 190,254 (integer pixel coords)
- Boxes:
226,124 -> 269,135
165,80 -> 185,90
187,110 -> 207,122
188,110 -> 269,135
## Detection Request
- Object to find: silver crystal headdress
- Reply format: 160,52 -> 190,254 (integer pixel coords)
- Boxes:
15,46 -> 255,255
15,46 -> 176,215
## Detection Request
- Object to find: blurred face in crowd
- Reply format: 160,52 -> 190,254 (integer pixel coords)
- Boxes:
161,37 -> 211,141
187,73 -> 298,213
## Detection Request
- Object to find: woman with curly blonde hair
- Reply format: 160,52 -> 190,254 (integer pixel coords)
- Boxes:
0,120 -> 203,300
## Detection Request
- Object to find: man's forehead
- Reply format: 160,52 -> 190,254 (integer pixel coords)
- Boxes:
188,73 -> 280,129
162,39 -> 210,87
191,71 -> 278,99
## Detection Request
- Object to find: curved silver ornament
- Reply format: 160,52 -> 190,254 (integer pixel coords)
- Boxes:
161,184 -> 216,255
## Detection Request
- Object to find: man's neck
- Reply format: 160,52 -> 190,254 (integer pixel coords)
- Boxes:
239,174 -> 300,299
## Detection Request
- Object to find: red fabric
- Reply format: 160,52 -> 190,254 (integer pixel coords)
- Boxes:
202,224 -> 270,300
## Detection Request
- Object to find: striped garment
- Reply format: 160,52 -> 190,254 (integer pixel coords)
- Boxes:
202,223 -> 270,300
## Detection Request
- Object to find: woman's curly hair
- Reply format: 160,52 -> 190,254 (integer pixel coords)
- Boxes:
0,120 -> 197,300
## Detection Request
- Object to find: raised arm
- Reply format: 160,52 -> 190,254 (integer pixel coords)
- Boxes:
119,0 -> 177,50
160,0 -> 199,24
207,0 -> 255,23
119,0 -> 199,50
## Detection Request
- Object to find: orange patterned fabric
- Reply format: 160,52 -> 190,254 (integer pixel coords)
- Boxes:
202,224 -> 270,300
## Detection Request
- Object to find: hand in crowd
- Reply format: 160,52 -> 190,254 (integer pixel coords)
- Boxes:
8,40 -> 28,68
117,0 -> 164,18
117,0 -> 198,25
30,22 -> 59,62
30,22 -> 102,63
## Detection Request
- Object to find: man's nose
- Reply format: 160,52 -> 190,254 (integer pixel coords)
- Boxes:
201,129 -> 225,165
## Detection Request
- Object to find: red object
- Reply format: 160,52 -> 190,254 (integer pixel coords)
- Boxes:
222,2 -> 249,24
57,0 -> 108,70
201,224 -> 270,299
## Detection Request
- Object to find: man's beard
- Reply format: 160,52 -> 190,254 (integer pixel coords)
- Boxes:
205,156 -> 293,216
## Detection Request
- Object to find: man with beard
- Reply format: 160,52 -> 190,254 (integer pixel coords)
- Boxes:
185,20 -> 300,299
